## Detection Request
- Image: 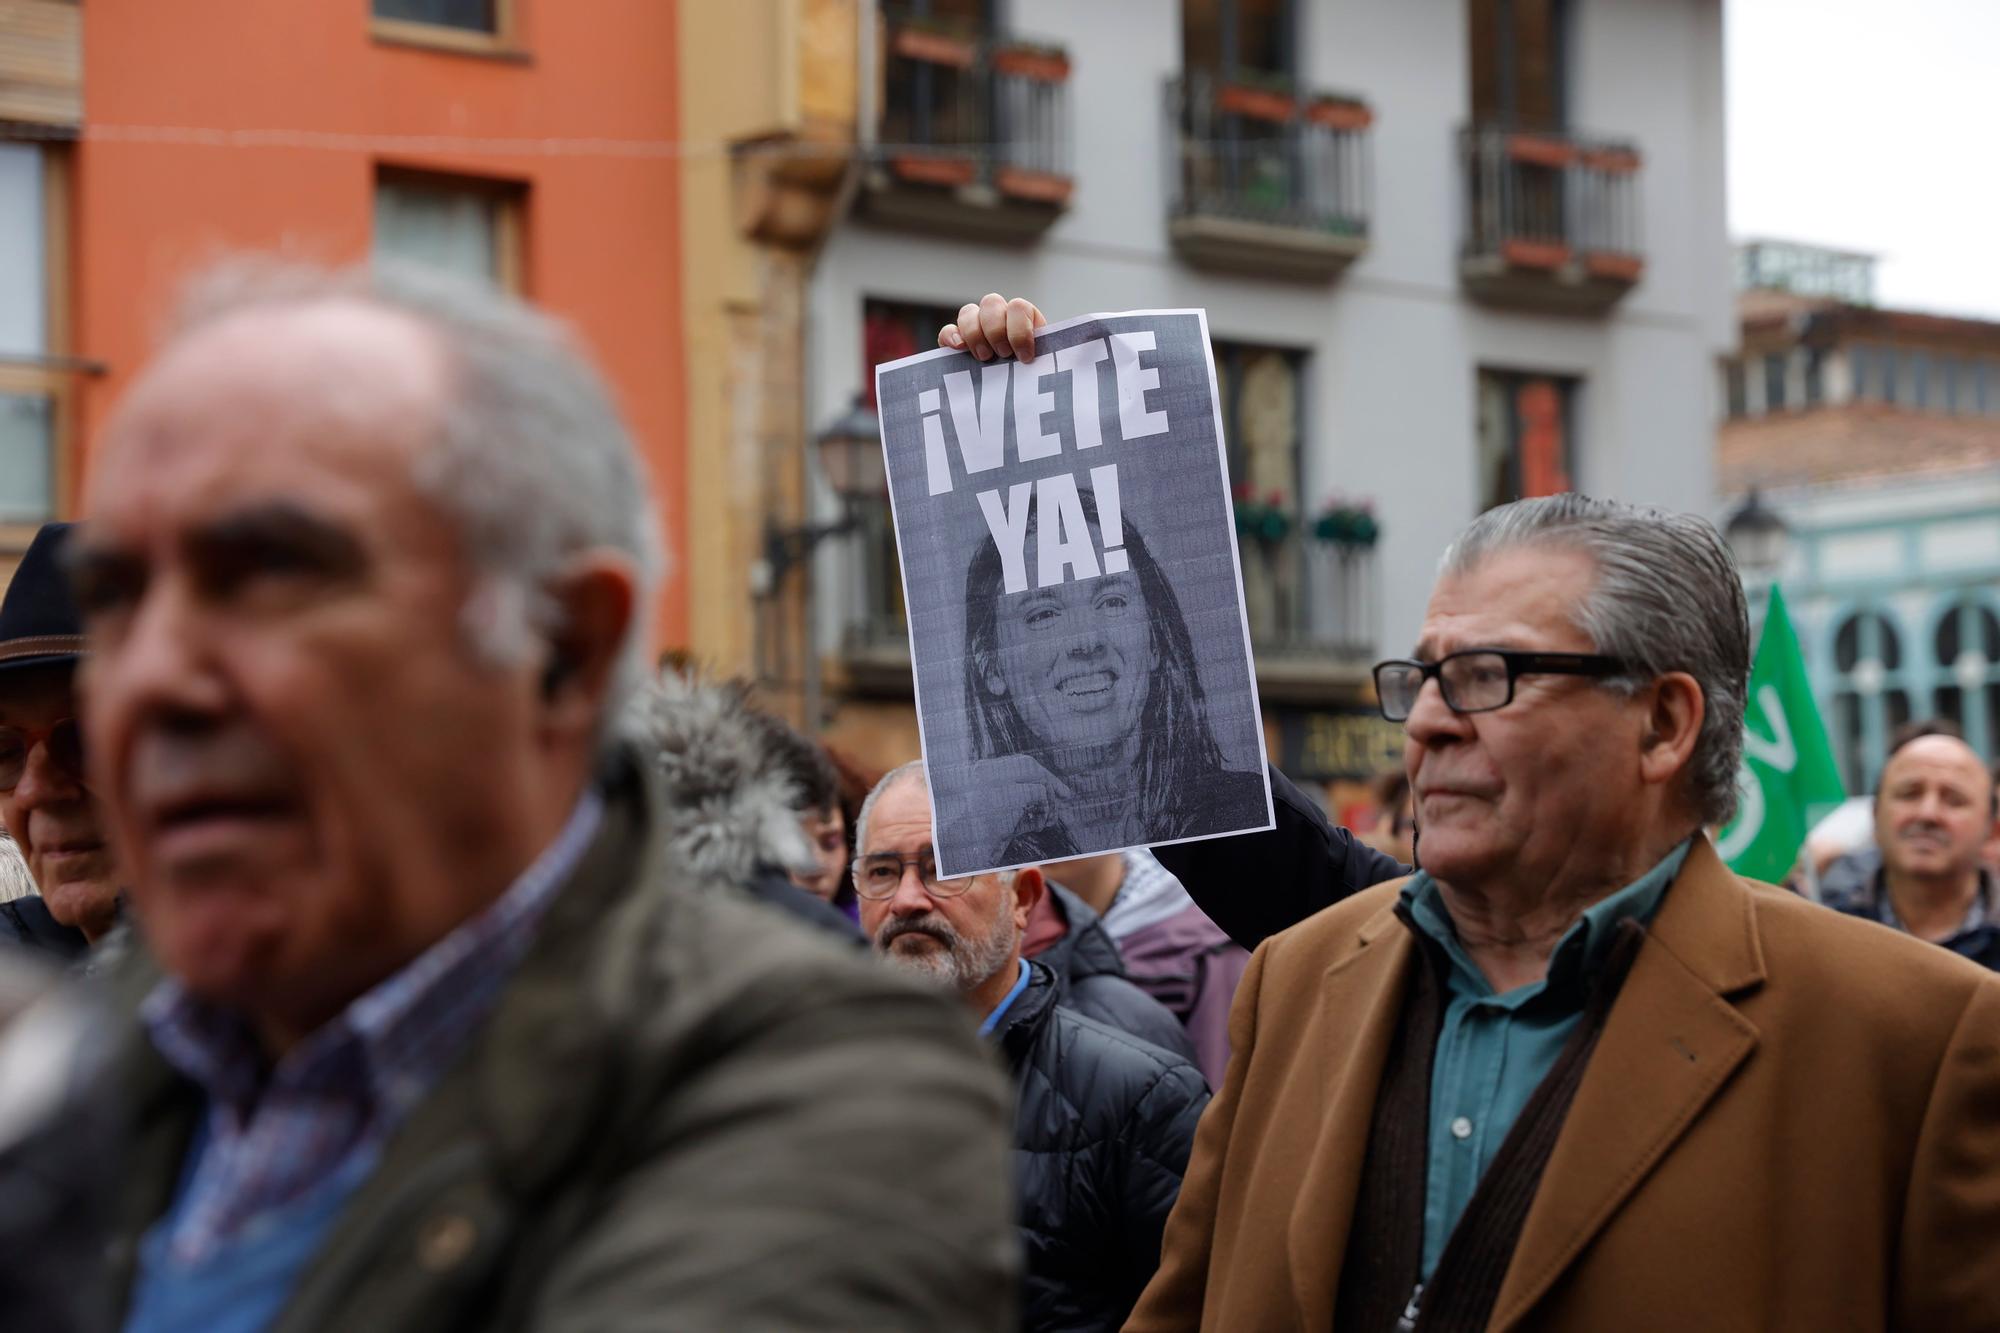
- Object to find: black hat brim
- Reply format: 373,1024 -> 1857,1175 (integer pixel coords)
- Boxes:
0,641 -> 84,678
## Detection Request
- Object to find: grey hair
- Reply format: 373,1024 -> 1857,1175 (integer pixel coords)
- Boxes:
856,760 -> 929,855
854,759 -> 1015,884
1439,494 -> 1750,827
169,257 -> 666,730
0,832 -> 36,903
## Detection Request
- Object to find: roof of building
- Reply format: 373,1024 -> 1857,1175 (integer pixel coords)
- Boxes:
1738,292 -> 2000,350
1718,404 -> 2000,494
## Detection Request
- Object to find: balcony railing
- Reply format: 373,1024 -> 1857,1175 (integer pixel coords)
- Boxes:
864,16 -> 1072,241
838,500 -> 914,694
1459,123 -> 1644,313
1238,525 -> 1379,698
1165,73 -> 1371,280
839,503 -> 1378,701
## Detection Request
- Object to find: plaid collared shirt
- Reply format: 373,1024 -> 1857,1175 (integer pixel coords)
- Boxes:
140,790 -> 604,1265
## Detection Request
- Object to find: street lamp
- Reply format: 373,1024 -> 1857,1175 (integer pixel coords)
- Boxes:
814,395 -> 887,502
1723,487 -> 1791,584
753,395 -> 884,596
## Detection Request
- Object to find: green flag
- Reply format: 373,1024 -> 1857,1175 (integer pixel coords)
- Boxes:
1715,585 -> 1846,882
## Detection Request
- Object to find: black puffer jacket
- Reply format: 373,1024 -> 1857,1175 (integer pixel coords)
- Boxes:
1030,883 -> 1198,1065
996,959 -> 1210,1332
0,898 -> 86,963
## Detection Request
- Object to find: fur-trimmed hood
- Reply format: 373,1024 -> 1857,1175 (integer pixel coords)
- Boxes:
622,672 -> 818,885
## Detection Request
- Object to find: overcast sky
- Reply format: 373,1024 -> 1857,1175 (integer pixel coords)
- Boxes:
1726,0 -> 2000,320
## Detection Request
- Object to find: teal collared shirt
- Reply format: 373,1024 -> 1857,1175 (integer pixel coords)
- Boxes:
1401,839 -> 1691,1278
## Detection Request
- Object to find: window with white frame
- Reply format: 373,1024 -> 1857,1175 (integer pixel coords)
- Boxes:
0,143 -> 60,528
373,171 -> 521,290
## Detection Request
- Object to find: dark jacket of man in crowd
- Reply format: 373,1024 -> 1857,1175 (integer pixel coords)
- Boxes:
859,763 -> 1207,1333
1024,880 -> 1198,1064
0,894 -> 86,960
996,959 -> 1209,1333
1821,846 -> 2000,970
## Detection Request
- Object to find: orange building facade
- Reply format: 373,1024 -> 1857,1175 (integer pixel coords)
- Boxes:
1,0 -> 687,642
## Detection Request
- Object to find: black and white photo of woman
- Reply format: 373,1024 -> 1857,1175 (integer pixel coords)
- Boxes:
937,487 -> 1268,870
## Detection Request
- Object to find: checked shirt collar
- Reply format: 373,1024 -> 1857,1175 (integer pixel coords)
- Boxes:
140,788 -> 603,1264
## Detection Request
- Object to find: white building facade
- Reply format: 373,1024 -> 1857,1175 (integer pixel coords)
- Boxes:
806,0 -> 1732,791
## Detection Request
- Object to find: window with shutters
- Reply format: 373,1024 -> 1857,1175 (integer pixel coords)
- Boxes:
1468,0 -> 1570,131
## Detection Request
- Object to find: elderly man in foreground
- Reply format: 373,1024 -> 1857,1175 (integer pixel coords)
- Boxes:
1125,493 -> 2000,1330
53,262 -> 1014,1332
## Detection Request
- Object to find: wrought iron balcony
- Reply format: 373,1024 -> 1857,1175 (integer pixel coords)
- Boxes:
1459,123 -> 1644,314
863,16 -> 1072,242
1236,515 -> 1380,700
1164,73 -> 1372,281
837,500 -> 915,696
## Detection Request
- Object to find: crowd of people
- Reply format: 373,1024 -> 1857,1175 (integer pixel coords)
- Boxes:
0,275 -> 1992,1331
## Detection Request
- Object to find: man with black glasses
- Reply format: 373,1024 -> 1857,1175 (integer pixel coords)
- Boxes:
1124,492 -> 2000,1331
0,522 -> 117,960
855,760 -> 1209,1333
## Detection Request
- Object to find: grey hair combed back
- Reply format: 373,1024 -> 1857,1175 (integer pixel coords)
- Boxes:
1439,494 -> 1750,827
171,257 -> 667,723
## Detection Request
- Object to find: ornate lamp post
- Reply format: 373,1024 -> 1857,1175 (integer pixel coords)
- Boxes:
1723,487 -> 1792,587
752,395 -> 884,727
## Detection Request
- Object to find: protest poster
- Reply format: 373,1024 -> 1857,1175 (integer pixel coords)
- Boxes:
874,309 -> 1275,879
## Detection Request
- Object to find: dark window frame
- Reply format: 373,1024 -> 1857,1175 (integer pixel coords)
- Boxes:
372,166 -> 526,292
1477,367 -> 1581,512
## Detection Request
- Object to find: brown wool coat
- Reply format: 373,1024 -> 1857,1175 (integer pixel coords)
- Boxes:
1126,838 -> 2000,1332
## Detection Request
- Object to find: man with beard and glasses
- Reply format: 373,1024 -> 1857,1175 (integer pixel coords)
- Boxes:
856,761 -> 1210,1333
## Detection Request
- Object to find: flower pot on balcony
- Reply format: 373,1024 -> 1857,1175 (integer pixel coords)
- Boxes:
1233,489 -> 1295,545
891,25 -> 976,68
1580,146 -> 1642,175
992,44 -> 1070,83
1217,82 -> 1296,122
1304,97 -> 1372,131
994,165 -> 1073,205
1584,251 -> 1644,282
890,153 -> 978,188
1505,133 -> 1579,169
1311,506 -> 1379,548
1499,238 -> 1571,271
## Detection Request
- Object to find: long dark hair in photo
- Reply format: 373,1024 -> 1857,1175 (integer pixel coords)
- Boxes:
961,487 -> 1229,839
